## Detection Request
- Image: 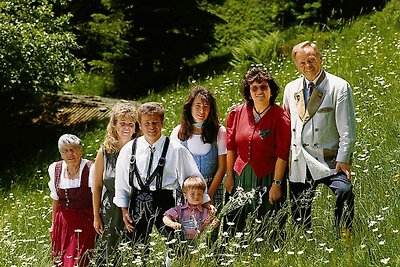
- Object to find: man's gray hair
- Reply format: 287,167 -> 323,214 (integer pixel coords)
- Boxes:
291,41 -> 322,61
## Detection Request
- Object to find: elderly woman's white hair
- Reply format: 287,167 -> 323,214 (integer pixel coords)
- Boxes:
58,134 -> 83,152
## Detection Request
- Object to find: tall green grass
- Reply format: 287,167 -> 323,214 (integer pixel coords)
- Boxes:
1,0 -> 400,266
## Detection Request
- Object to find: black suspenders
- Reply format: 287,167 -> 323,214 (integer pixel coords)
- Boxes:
129,137 -> 170,191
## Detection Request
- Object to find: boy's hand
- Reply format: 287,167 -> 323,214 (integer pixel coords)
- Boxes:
171,222 -> 181,230
205,204 -> 217,217
210,218 -> 220,228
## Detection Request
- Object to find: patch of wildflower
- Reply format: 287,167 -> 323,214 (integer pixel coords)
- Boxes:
218,187 -> 256,218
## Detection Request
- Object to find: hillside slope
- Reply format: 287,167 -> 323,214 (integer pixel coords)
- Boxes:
0,0 -> 399,266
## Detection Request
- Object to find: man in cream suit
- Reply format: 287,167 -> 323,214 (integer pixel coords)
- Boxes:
283,41 -> 356,235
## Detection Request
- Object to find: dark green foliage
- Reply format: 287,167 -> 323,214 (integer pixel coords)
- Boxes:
53,0 -> 109,64
62,0 -> 224,98
112,0 -> 224,97
0,0 -> 83,120
0,0 -> 82,96
0,0 -> 82,172
271,0 -> 389,29
118,0 -> 219,97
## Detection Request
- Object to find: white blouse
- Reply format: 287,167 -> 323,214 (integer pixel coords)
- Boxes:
48,159 -> 93,201
170,125 -> 227,156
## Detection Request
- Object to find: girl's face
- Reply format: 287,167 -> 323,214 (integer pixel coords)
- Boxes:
191,95 -> 210,123
116,117 -> 135,145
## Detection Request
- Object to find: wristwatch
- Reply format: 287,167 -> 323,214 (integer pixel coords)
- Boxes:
273,179 -> 282,187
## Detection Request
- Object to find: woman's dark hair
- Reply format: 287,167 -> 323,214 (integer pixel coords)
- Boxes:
240,67 -> 280,105
178,86 -> 219,144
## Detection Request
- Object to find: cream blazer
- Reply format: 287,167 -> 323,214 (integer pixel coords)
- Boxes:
283,71 -> 356,183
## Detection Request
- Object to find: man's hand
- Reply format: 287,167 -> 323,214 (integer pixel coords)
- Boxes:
122,209 -> 135,233
336,162 -> 352,181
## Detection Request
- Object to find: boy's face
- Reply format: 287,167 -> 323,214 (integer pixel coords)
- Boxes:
184,188 -> 204,206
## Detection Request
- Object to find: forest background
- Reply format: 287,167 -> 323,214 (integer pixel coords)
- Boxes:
0,0 -> 399,266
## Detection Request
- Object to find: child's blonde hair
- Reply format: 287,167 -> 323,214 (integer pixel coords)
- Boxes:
183,176 -> 206,193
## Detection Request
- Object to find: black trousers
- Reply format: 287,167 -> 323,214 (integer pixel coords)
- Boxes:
128,189 -> 175,245
289,170 -> 355,231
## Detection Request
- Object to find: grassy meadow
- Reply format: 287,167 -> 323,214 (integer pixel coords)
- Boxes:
1,0 -> 400,266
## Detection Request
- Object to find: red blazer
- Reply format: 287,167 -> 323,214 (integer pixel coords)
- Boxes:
226,103 -> 291,177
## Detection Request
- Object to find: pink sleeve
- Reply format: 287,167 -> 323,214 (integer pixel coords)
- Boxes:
163,206 -> 180,221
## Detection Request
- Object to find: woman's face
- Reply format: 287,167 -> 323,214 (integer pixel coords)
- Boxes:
191,95 -> 210,123
60,144 -> 83,165
115,117 -> 135,145
249,80 -> 271,105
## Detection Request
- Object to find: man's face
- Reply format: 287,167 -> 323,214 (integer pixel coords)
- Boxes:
139,114 -> 163,144
294,46 -> 323,81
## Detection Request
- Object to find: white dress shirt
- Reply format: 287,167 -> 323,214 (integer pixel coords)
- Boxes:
304,71 -> 323,106
113,134 -> 210,208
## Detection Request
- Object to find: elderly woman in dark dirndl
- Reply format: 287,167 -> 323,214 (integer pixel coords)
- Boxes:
48,134 -> 96,266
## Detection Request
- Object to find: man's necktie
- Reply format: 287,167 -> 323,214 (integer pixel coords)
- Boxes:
308,82 -> 315,99
147,146 -> 155,178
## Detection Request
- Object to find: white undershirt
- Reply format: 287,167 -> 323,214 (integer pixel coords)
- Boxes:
170,125 -> 227,156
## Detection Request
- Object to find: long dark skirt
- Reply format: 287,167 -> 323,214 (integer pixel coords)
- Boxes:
224,164 -> 287,235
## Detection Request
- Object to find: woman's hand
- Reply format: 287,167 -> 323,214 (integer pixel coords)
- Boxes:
203,203 -> 217,217
93,214 -> 104,235
268,183 -> 282,204
224,174 -> 234,194
48,223 -> 53,236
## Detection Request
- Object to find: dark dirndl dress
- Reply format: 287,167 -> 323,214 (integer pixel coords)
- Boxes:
51,161 -> 96,267
95,152 -> 126,264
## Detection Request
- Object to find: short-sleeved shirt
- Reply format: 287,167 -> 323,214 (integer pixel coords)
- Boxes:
164,203 -> 210,240
48,158 -> 93,200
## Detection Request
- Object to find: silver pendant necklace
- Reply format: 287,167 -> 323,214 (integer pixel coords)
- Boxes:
253,105 -> 269,123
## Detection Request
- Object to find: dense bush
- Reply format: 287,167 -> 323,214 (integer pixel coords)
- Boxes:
0,0 -> 83,169
0,0 -> 82,96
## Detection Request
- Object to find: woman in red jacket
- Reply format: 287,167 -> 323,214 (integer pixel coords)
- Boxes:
224,67 -> 291,235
